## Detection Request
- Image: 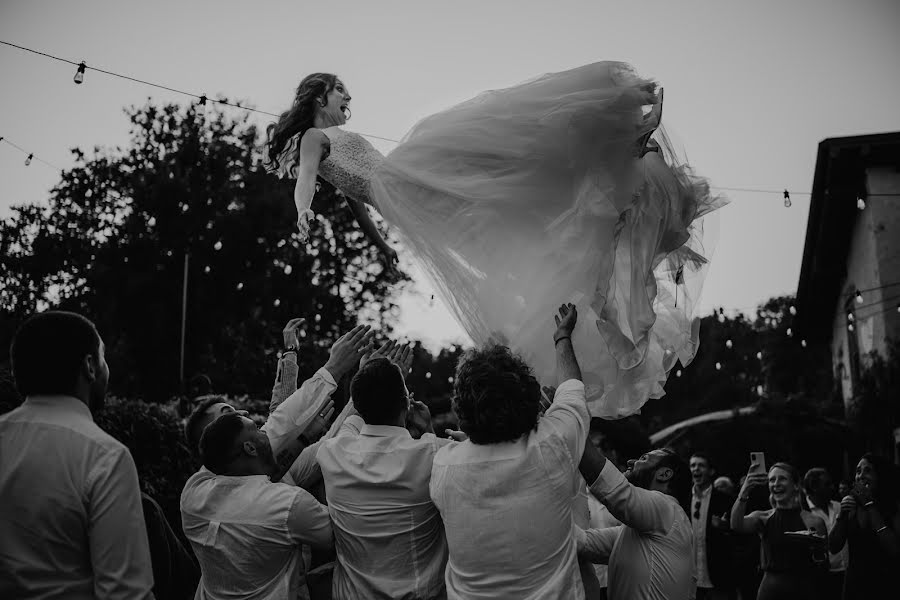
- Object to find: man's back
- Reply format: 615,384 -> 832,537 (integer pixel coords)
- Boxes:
180,469 -> 332,600
0,396 -> 154,599
318,424 -> 449,600
429,380 -> 589,600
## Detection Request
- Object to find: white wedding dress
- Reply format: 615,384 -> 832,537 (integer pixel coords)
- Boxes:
269,61 -> 725,418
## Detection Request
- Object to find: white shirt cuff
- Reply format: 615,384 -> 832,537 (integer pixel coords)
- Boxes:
317,366 -> 337,387
590,458 -> 626,497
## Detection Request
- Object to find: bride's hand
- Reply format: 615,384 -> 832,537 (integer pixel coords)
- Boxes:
380,246 -> 399,272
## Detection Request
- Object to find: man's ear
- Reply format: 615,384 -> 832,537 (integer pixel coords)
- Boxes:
243,441 -> 258,457
655,466 -> 674,484
82,354 -> 97,382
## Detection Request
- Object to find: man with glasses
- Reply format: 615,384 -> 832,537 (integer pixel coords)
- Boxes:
689,452 -> 735,600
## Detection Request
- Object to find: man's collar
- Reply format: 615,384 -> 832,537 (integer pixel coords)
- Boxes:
693,482 -> 713,497
24,395 -> 93,420
360,424 -> 412,438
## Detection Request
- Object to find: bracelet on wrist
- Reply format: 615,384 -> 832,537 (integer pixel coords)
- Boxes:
554,336 -> 571,346
738,495 -> 750,503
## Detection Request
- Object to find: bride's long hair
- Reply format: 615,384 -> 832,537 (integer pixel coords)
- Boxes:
263,73 -> 339,173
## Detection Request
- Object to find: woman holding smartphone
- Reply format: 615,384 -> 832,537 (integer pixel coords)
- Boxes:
828,453 -> 900,600
731,461 -> 827,600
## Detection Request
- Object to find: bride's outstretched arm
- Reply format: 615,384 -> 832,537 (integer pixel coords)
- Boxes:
343,196 -> 397,264
293,129 -> 329,222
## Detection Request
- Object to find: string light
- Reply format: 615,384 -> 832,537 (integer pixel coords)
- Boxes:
213,240 -> 222,251
783,190 -> 791,208
715,362 -> 722,370
786,327 -> 792,337
789,305 -> 797,315
856,290 -> 864,304
676,369 -> 682,378
848,312 -> 855,322
73,61 -> 86,84
24,153 -> 33,166
756,385 -> 764,396
273,298 -> 281,307
236,282 -> 243,290
857,196 -> 866,210
848,323 -> 855,332
801,339 -> 807,348
283,265 -> 292,275
756,351 -> 763,360
203,265 -> 211,274
726,339 -> 733,349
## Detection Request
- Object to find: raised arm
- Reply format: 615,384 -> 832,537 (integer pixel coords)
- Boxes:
576,525 -> 623,564
730,472 -> 768,534
269,317 -> 305,414
555,303 -> 582,385
344,196 -> 398,268
293,129 -> 329,237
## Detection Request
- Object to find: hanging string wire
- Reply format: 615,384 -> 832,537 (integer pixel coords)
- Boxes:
0,136 -> 63,171
0,39 -> 401,144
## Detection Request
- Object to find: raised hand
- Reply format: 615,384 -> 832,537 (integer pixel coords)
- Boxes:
387,342 -> 413,378
405,396 -> 434,439
282,317 -> 306,349
324,324 -> 374,380
553,303 -> 578,343
840,494 -> 858,519
740,472 -> 768,498
359,339 -> 396,369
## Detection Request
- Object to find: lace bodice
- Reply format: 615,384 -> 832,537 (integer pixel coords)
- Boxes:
318,127 -> 384,205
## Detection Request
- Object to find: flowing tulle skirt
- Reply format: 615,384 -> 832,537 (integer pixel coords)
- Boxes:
371,62 -> 725,418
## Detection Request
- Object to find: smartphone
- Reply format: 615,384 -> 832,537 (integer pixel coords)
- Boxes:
749,452 -> 766,474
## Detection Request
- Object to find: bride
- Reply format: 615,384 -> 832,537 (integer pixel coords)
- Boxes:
263,63 -> 725,418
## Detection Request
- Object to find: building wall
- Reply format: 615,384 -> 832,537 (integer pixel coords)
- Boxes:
830,167 -> 900,410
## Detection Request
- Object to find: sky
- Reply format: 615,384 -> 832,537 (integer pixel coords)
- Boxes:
2,0 -> 899,350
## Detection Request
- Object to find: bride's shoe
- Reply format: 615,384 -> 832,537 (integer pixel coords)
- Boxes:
297,208 -> 315,242
636,88 -> 663,157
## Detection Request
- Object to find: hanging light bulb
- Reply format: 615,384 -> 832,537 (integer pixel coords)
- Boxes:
236,282 -> 244,290
856,290 -> 863,304
204,266 -> 211,274
213,241 -> 222,251
756,385 -> 764,396
786,327 -> 793,337
756,351 -> 763,360
198,94 -> 208,110
783,190 -> 791,208
715,362 -> 722,370
726,339 -> 733,349
848,312 -> 855,322
789,305 -> 797,316
284,264 -> 292,275
857,196 -> 866,210
24,153 -> 33,166
273,298 -> 281,307
676,369 -> 682,377
73,62 -> 86,84
425,372 -> 432,379
801,339 -> 807,348
848,323 -> 855,332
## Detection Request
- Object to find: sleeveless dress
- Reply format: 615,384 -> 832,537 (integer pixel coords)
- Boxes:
757,508 -> 824,600
269,61 -> 726,418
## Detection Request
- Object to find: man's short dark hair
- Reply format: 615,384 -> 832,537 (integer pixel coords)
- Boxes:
199,412 -> 245,474
452,345 -> 540,445
10,311 -> 101,397
184,395 -> 228,457
659,448 -> 692,514
803,467 -> 831,494
690,451 -> 713,470
350,357 -> 407,425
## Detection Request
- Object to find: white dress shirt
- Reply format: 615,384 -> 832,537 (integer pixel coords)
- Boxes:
691,483 -> 713,588
579,460 -> 696,600
318,422 -> 452,599
0,395 -> 155,599
181,470 -> 333,600
587,491 -> 621,587
430,379 -> 590,600
805,497 -> 848,572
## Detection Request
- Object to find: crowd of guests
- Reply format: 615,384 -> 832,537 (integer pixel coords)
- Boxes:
1,308 -> 899,599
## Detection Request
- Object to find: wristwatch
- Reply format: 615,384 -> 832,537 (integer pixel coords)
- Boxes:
283,345 -> 298,356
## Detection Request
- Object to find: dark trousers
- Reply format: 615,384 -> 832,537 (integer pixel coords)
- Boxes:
697,586 -> 737,600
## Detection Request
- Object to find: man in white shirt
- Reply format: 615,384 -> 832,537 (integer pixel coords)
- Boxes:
318,355 -> 452,599
803,467 -> 847,600
0,311 -> 155,599
578,441 -> 696,600
430,303 -> 589,599
181,408 -> 336,599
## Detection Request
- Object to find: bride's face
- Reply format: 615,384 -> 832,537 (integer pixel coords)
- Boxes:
319,79 -> 351,125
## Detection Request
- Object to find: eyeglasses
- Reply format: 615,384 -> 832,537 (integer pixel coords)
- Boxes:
693,500 -> 702,520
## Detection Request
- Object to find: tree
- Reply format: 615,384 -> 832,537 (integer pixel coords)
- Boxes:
0,100 -> 408,401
